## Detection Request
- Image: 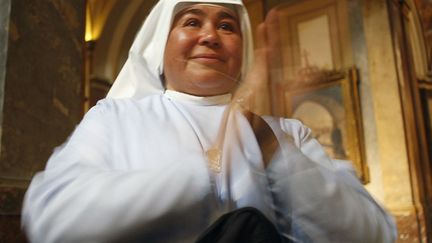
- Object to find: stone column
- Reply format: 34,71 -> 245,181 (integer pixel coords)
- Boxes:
0,0 -> 85,241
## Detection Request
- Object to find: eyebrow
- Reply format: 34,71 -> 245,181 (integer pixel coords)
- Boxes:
178,8 -> 239,23
218,11 -> 238,22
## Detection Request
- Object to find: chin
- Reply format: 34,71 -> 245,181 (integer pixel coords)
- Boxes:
191,78 -> 236,95
192,70 -> 237,84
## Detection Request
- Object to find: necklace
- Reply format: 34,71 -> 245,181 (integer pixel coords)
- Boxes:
174,105 -> 230,174
206,148 -> 222,173
204,104 -> 231,174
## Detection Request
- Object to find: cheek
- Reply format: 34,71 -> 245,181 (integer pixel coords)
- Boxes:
226,38 -> 243,70
166,31 -> 195,60
227,36 -> 242,55
164,30 -> 197,85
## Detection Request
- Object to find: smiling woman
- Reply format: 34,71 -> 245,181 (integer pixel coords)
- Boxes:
164,4 -> 243,96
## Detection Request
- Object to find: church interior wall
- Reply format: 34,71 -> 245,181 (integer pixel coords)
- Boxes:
0,0 -> 85,242
362,0 -> 420,241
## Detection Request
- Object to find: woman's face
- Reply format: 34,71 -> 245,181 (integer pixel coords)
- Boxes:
163,4 -> 243,96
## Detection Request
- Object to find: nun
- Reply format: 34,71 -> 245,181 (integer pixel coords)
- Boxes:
22,0 -> 396,242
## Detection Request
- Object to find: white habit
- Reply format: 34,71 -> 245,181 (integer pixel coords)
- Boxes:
22,91 -> 396,242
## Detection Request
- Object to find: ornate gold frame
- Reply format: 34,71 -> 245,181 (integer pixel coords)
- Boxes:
280,67 -> 369,183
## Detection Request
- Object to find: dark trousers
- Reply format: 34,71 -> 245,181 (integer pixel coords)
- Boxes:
195,207 -> 287,243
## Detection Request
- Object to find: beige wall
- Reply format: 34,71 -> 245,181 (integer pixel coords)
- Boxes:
362,0 -> 428,241
362,0 -> 413,211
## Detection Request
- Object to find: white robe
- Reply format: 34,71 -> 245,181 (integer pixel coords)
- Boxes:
22,91 -> 396,243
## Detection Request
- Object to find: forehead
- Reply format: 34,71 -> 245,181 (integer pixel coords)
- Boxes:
173,4 -> 239,21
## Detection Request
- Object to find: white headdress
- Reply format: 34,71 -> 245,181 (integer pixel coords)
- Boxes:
107,0 -> 254,99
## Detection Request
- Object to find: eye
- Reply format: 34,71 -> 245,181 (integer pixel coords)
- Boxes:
218,22 -> 236,32
184,18 -> 200,27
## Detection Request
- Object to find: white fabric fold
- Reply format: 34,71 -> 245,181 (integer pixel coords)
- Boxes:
165,90 -> 232,106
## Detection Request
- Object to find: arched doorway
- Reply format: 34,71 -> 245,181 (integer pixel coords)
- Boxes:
84,0 -> 157,109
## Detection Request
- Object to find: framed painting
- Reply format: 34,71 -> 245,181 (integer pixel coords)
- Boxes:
266,0 -> 354,116
274,0 -> 352,81
282,67 -> 369,183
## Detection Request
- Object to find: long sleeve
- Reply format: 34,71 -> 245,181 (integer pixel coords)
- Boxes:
22,101 -> 214,243
265,118 -> 397,243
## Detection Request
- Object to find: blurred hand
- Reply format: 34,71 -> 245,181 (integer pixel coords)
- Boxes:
233,9 -> 282,114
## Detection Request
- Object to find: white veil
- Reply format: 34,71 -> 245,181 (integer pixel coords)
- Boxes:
107,0 -> 254,99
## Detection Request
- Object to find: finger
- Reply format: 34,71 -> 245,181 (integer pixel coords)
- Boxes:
265,8 -> 280,48
255,22 -> 267,50
263,8 -> 284,96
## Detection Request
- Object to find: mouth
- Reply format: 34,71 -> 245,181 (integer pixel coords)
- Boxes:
190,54 -> 225,63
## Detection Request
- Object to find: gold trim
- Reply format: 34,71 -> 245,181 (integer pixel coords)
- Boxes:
206,149 -> 222,173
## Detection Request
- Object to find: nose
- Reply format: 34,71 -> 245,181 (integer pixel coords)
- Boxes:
199,25 -> 221,48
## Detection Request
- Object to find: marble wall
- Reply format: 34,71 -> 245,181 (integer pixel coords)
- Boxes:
362,0 -> 428,241
0,0 -> 85,241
